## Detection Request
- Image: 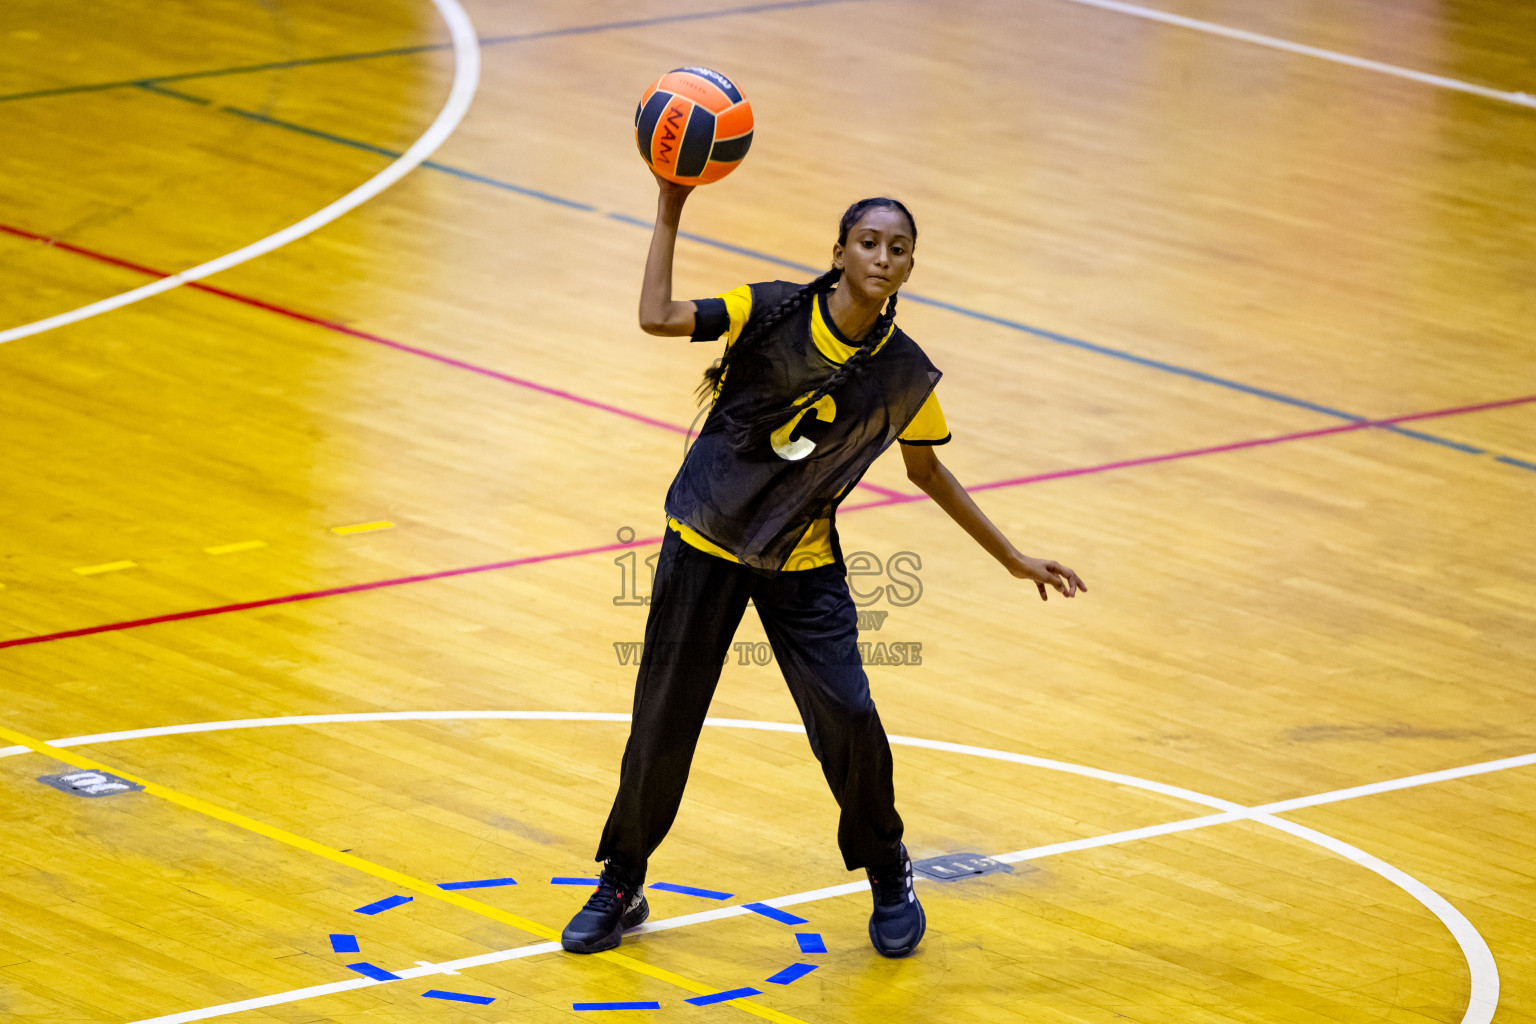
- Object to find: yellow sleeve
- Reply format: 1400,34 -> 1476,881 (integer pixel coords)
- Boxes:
719,285 -> 753,346
897,390 -> 951,445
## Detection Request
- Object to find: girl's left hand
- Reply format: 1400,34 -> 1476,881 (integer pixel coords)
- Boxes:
1011,556 -> 1086,601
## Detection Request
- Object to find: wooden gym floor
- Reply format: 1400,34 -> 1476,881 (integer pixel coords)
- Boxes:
2,0 -> 1534,1021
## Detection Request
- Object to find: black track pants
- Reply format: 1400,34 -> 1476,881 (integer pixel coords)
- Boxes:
596,528 -> 903,876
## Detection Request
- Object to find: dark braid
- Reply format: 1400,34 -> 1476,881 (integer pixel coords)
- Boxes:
728,291 -> 899,453
695,267 -> 841,402
697,196 -> 917,454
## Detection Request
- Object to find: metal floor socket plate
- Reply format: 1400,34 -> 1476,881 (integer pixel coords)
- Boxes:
38,771 -> 144,798
913,852 -> 1015,881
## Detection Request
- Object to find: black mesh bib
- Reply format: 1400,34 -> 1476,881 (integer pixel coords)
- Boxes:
665,281 -> 941,571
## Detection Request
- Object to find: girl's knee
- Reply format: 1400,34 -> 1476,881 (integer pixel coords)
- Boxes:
819,681 -> 879,721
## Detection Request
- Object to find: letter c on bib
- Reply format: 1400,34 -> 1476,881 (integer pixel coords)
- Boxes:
770,393 -> 837,461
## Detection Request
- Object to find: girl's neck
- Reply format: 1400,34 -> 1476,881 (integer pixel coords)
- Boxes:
825,284 -> 884,342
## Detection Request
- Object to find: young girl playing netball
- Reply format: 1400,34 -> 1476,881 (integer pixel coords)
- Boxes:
562,175 -> 1085,959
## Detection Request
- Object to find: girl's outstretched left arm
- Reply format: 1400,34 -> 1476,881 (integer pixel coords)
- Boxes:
900,443 -> 1086,601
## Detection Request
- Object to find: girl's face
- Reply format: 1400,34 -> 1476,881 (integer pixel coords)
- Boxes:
833,207 -> 915,303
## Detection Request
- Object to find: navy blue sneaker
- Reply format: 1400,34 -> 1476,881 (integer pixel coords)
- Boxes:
867,844 -> 925,957
561,863 -> 649,953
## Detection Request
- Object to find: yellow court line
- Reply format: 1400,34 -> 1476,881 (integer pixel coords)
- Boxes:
0,722 -> 809,1024
330,521 -> 394,536
73,560 -> 137,576
204,540 -> 267,555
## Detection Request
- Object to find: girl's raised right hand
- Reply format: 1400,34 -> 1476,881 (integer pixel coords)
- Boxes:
653,171 -> 695,205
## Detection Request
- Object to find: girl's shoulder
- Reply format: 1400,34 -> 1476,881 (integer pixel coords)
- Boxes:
883,324 -> 939,373
744,280 -> 809,310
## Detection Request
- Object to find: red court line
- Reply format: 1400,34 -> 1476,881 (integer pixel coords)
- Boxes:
3,392 -> 1529,652
0,538 -> 664,650
0,223 -> 687,436
2,222 -> 912,499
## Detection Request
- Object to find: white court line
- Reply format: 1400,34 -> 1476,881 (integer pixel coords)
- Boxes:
0,0 -> 480,347
0,712 -> 785,760
121,794 -> 1500,1024
5,713 -> 1520,1024
1254,813 -> 1499,1023
1253,752 -> 1536,814
0,711 -> 623,757
120,941 -> 568,1024
103,815 -> 1255,1024
1051,0 -> 1536,110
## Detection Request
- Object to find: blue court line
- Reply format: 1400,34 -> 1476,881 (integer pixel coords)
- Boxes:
686,987 -> 761,1006
551,876 -> 600,885
743,902 -> 807,925
766,963 -> 818,985
423,990 -> 495,1004
438,876 -> 516,890
354,894 -> 412,915
0,0 -> 866,104
347,962 -> 400,981
648,882 -> 734,899
1496,454 -> 1536,472
900,291 -> 1369,421
609,213 -> 824,276
1386,424 -> 1485,453
574,1001 -> 662,1011
328,933 -> 360,953
122,78 -> 1507,468
608,219 -> 1489,455
795,932 -> 826,953
416,159 -> 596,211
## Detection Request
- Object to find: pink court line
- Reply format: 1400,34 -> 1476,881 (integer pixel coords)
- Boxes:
1,223 -> 908,499
2,392 -> 1530,652
839,393 -> 1536,513
972,394 -> 1536,494
848,479 -> 906,499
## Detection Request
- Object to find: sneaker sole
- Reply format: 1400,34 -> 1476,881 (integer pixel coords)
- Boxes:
561,928 -> 621,954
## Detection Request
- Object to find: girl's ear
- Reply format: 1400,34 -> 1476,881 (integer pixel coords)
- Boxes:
831,242 -> 844,269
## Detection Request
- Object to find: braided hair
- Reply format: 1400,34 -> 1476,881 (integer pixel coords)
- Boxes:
699,197 -> 918,454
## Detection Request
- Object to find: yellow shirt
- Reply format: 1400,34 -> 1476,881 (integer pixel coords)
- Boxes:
670,285 -> 949,569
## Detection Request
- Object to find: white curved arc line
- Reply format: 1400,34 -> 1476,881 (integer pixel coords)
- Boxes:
0,710 -> 634,758
881,733 -> 1247,812
4,711 -> 1506,1024
1254,813 -> 1498,1023
0,0 -> 481,347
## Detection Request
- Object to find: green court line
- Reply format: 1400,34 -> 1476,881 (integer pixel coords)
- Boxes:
219,105 -> 402,159
217,105 -> 598,211
0,0 -> 864,104
0,43 -> 444,104
134,82 -> 211,106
